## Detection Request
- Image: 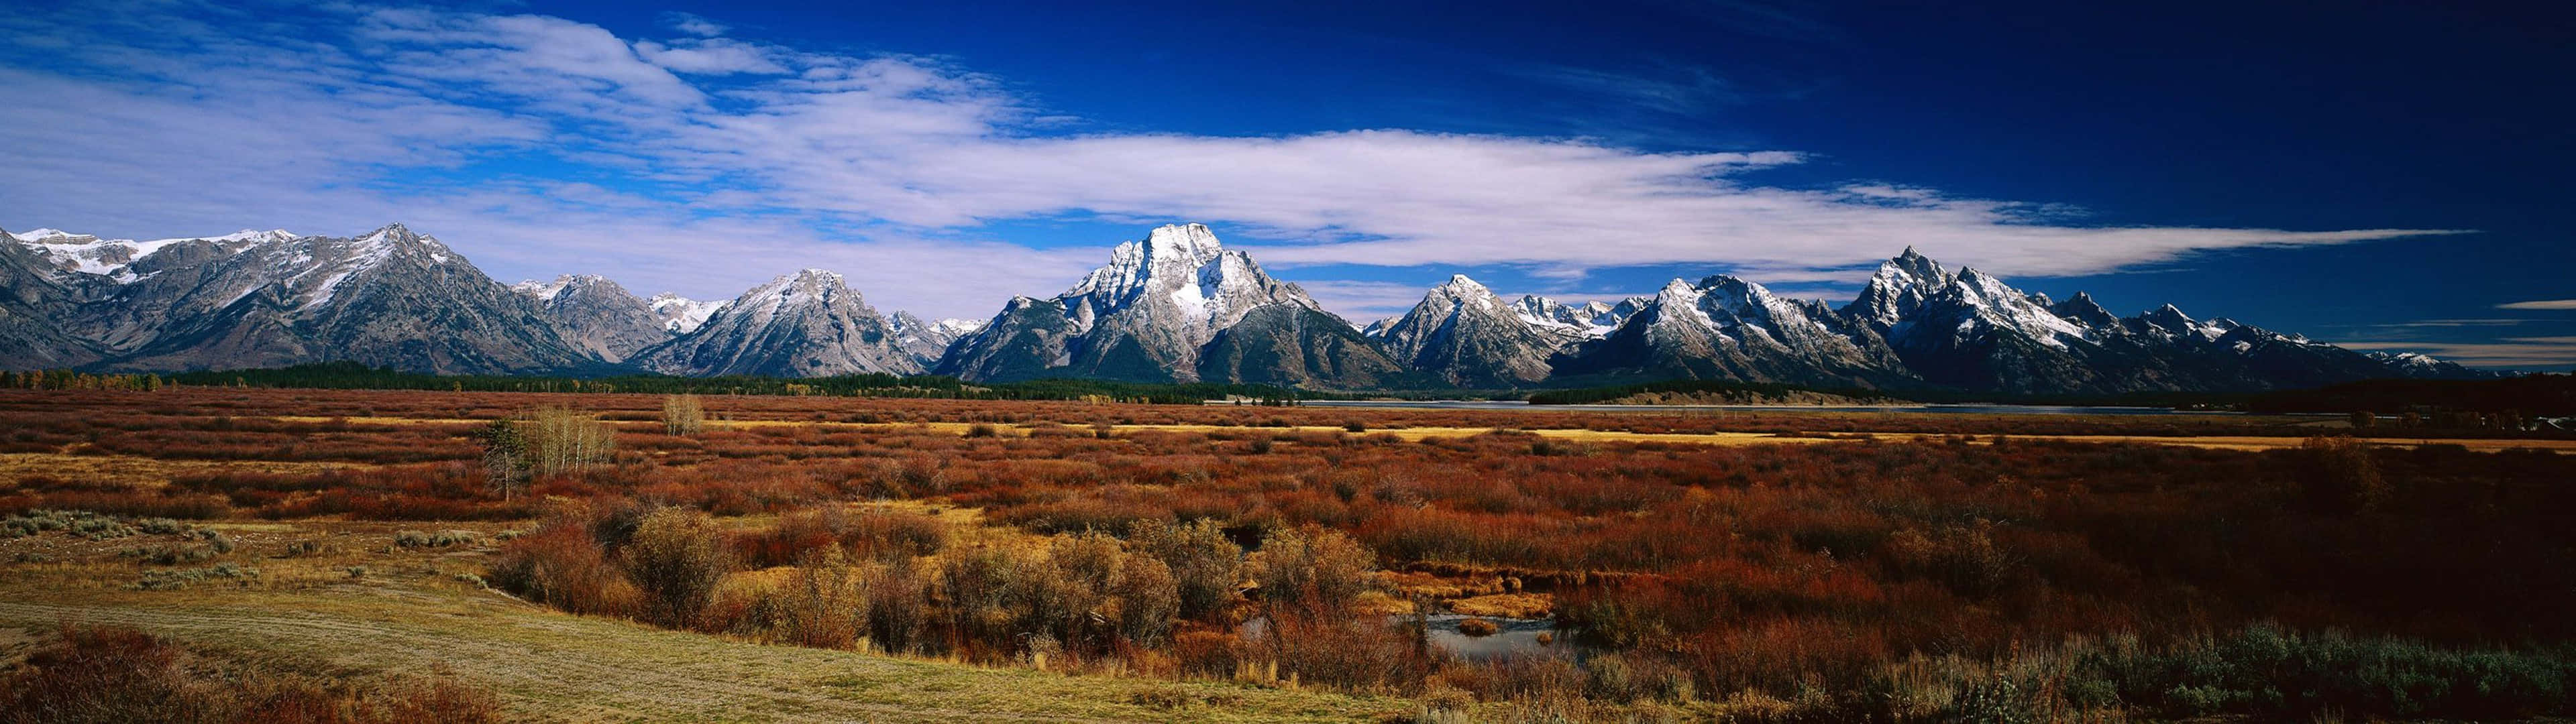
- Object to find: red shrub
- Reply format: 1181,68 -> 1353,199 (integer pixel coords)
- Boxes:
487,521 -> 637,617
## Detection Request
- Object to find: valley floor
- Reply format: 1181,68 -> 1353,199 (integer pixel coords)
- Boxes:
5,387 -> 2572,723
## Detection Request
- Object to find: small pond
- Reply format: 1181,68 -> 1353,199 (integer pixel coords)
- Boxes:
1417,613 -> 1587,662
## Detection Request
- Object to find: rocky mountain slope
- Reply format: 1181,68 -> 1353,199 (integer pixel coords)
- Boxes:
0,229 -> 103,368
513,275 -> 670,363
1371,275 -> 1594,386
7,224 -> 598,374
633,269 -> 924,377
888,312 -> 982,371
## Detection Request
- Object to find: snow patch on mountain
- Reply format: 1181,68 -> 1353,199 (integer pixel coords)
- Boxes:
648,293 -> 728,335
11,227 -> 301,282
513,276 -> 576,301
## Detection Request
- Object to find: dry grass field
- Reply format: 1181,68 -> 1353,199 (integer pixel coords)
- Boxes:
0,522 -> 1399,723
4,387 -> 2573,722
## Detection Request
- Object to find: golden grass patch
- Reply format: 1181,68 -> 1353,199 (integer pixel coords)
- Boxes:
1446,593 -> 1554,619
0,452 -> 379,490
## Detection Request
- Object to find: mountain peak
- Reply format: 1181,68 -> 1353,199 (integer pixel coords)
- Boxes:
1142,223 -> 1224,263
212,229 -> 298,243
1657,278 -> 1701,299
512,276 -> 572,300
2143,303 -> 2194,326
1073,223 -> 1248,304
943,222 -> 1387,385
754,269 -> 851,300
362,222 -> 415,241
2049,291 -> 2120,328
1880,246 -> 1948,284
516,274 -> 627,303
1436,274 -> 1489,294
1846,246 -> 1957,328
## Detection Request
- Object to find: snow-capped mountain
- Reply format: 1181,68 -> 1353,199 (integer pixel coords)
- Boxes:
633,269 -> 922,377
1375,276 -> 1595,386
13,228 -> 301,284
1833,248 -> 2495,393
888,312 -> 981,370
0,221 -> 2503,390
2367,351 -> 2485,379
1552,275 -> 1917,387
1509,295 -> 1628,337
1840,247 -> 2137,393
937,223 -> 1401,386
5,223 -> 595,374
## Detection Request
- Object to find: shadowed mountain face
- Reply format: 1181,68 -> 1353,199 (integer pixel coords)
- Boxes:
937,223 -> 1401,385
0,222 -> 2501,390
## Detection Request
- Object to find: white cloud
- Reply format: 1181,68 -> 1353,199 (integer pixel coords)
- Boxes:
662,11 -> 729,38
0,1 -> 2471,322
356,9 -> 707,111
634,39 -> 790,75
2498,299 -> 2576,310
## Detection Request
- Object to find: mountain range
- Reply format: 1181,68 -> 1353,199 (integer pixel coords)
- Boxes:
1,221 -> 2497,393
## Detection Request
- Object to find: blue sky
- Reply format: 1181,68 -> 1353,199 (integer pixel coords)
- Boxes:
3,0 -> 2570,368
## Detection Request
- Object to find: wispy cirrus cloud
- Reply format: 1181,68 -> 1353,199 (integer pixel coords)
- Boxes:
2334,339 -> 2576,370
2498,299 -> 2576,310
1505,62 -> 1743,115
0,0 -> 2471,320
2363,318 -> 2539,327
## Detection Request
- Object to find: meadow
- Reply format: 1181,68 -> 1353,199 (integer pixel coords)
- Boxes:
2,387 -> 2573,722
